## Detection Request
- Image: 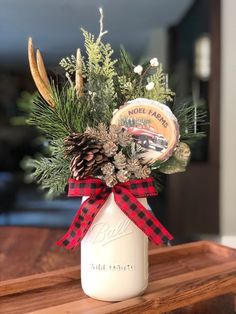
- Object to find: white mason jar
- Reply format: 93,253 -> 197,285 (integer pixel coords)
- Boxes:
81,193 -> 149,301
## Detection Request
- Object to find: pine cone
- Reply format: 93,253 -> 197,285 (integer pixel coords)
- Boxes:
118,130 -> 132,147
65,132 -> 108,180
117,169 -> 130,183
64,133 -> 90,156
135,165 -> 151,179
104,174 -> 118,187
103,141 -> 118,157
84,127 -> 98,139
107,125 -> 122,143
127,158 -> 141,173
107,132 -> 119,143
109,124 -> 123,134
113,151 -> 127,170
101,162 -> 115,176
97,123 -> 108,143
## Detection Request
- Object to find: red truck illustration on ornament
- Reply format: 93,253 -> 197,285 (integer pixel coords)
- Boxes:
126,126 -> 168,152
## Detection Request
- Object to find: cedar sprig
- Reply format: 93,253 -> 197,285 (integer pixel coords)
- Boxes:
59,55 -> 77,74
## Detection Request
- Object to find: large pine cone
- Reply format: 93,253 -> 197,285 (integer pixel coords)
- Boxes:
65,133 -> 108,180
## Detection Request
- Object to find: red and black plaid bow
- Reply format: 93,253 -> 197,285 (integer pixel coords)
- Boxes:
57,177 -> 173,249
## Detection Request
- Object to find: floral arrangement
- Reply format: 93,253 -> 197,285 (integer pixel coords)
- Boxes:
25,8 -> 206,197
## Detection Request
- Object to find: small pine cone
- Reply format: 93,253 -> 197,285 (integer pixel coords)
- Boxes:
107,132 -> 119,143
84,127 -> 98,139
117,169 -> 131,183
103,141 -> 118,157
127,158 -> 141,173
104,174 -> 118,187
135,165 -> 151,179
108,125 -> 123,142
113,151 -> 127,170
97,123 -> 108,143
101,162 -> 115,176
118,130 -> 132,147
109,124 -> 123,134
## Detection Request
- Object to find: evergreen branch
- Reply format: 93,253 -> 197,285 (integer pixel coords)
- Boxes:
11,91 -> 38,126
22,139 -> 70,198
173,101 -> 207,144
27,84 -> 91,138
59,55 -> 76,74
144,65 -> 175,102
119,47 -> 134,76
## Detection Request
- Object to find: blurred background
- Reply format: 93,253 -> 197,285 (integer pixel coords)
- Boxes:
0,0 -> 235,247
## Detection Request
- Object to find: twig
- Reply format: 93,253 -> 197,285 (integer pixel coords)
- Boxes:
96,8 -> 108,43
65,72 -> 74,87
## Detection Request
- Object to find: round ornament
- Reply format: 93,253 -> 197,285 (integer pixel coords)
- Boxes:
111,98 -> 180,164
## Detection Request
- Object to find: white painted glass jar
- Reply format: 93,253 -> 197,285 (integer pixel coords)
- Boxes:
81,193 -> 149,301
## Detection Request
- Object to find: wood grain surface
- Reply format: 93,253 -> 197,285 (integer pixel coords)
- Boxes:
0,228 -> 236,314
0,227 -> 81,281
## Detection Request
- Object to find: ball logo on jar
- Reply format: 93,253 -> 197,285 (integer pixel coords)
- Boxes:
89,218 -> 132,246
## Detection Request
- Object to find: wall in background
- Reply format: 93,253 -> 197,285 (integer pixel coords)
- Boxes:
220,0 -> 236,248
144,28 -> 168,69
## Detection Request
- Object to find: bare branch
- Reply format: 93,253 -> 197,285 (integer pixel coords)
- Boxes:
96,7 -> 108,43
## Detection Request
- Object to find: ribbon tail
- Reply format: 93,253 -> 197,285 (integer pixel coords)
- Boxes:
114,187 -> 173,245
57,193 -> 109,249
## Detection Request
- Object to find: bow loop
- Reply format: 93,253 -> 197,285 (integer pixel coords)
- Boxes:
115,178 -> 157,198
68,177 -> 107,197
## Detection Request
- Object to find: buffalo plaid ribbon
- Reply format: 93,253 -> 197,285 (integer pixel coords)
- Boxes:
56,177 -> 173,249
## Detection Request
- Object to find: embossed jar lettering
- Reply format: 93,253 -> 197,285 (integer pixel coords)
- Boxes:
90,219 -> 132,245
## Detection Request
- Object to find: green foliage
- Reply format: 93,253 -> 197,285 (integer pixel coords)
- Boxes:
116,48 -> 138,102
117,51 -> 175,104
173,101 -> 207,145
11,91 -> 37,125
144,65 -> 175,102
27,84 -> 103,139
22,139 -> 70,198
119,47 -> 134,76
81,27 -> 117,121
59,55 -> 77,74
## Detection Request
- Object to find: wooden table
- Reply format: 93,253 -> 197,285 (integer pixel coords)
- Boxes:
0,227 -> 236,313
0,227 -> 81,281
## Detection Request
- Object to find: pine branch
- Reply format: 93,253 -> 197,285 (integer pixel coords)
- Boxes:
11,91 -> 38,126
27,83 -> 92,138
22,139 -> 70,198
173,101 -> 207,144
116,47 -> 139,102
119,47 -> 134,76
